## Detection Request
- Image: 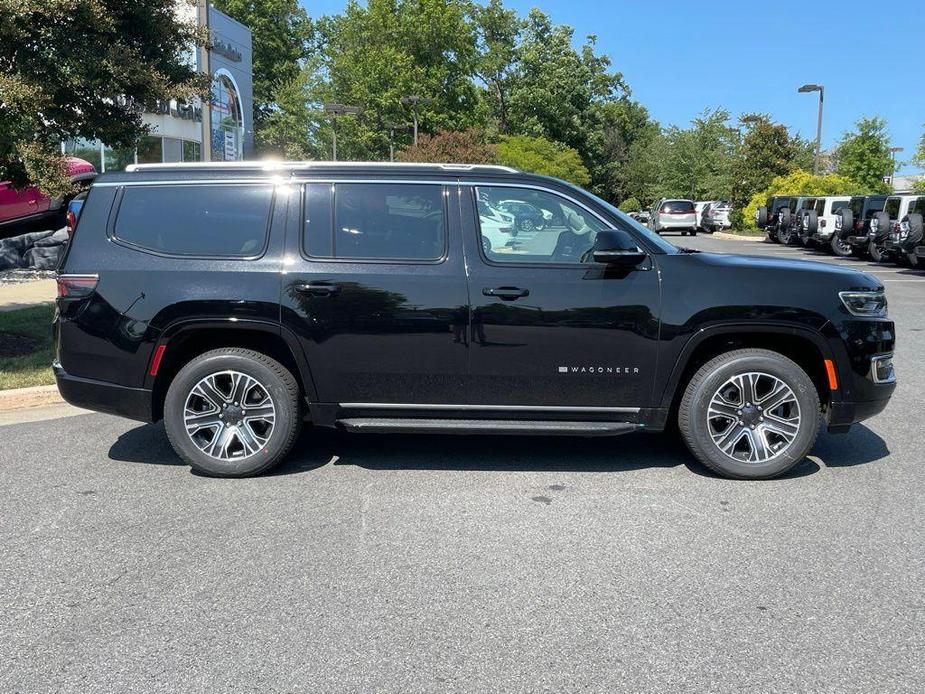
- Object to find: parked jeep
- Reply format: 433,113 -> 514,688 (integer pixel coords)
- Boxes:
755,196 -> 795,242
805,196 -> 852,253
834,195 -> 888,257
55,162 -> 895,480
874,195 -> 923,264
890,197 -> 925,267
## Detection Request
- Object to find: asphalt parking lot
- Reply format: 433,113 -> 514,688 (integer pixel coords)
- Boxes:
2,234 -> 923,693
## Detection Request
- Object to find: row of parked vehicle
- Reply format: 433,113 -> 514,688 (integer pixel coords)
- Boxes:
756,194 -> 925,267
629,199 -> 733,236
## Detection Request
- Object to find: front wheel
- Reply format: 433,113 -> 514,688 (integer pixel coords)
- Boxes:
164,348 -> 302,477
678,349 -> 820,479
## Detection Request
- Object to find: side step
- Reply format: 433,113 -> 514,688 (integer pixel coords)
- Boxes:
336,418 -> 642,437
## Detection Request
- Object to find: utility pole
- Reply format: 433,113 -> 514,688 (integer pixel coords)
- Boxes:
798,83 -> 824,174
198,0 -> 211,161
385,123 -> 411,161
400,95 -> 432,147
323,103 -> 360,161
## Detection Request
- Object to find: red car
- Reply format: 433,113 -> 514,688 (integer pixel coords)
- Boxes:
0,157 -> 97,235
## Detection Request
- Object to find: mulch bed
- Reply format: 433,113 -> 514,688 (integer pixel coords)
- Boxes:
0,331 -> 38,358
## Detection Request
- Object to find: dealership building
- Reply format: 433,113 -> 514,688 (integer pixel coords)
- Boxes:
64,2 -> 254,170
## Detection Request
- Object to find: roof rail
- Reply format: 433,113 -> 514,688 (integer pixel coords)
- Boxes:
125,161 -> 519,173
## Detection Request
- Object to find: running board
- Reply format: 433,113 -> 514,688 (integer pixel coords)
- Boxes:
336,418 -> 643,437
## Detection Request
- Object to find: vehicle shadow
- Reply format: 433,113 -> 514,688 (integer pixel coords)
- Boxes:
108,421 -> 891,478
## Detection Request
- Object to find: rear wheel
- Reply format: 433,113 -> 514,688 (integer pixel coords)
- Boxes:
830,233 -> 852,257
868,241 -> 887,263
164,348 -> 301,477
678,349 -> 820,480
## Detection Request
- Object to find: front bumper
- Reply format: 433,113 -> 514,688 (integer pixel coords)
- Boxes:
54,363 -> 154,422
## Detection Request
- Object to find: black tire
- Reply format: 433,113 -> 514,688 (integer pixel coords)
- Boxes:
481,236 -> 492,254
681,230 -> 688,236
868,240 -> 886,263
778,206 -> 791,231
836,209 -> 853,239
690,228 -> 698,236
164,348 -> 301,477
678,349 -> 820,480
830,232 -> 852,257
871,211 -> 890,242
756,206 -> 768,228
804,209 -> 818,235
904,213 -> 924,246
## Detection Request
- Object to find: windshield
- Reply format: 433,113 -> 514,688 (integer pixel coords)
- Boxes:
564,185 -> 678,254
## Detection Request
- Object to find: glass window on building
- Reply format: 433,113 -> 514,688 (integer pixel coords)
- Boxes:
162,138 -> 183,163
104,145 -> 136,172
182,140 -> 202,162
211,72 -> 244,162
137,136 -> 164,164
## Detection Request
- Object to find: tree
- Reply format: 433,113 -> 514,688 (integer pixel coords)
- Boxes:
397,128 -> 496,164
212,0 -> 314,138
495,135 -> 590,186
914,124 -> 925,167
0,0 -> 207,195
729,114 -> 809,228
255,60 -> 326,160
834,116 -> 893,192
659,108 -> 737,201
506,9 -> 628,160
471,0 -> 522,134
618,196 -> 640,212
741,170 -> 864,229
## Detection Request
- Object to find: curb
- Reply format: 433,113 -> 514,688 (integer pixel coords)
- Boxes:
0,384 -> 63,412
712,231 -> 766,242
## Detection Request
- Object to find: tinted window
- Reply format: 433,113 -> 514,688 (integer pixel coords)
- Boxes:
911,198 -> 925,216
884,197 -> 901,219
832,200 -> 850,214
849,198 -> 864,217
476,186 -> 607,264
328,183 -> 445,260
114,184 -> 273,256
814,199 -> 825,215
660,200 -> 695,213
864,198 -> 885,218
801,198 -> 815,210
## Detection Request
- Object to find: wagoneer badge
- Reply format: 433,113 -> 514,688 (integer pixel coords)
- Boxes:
558,366 -> 640,374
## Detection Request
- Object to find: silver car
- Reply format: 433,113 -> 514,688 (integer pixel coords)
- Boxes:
651,199 -> 698,235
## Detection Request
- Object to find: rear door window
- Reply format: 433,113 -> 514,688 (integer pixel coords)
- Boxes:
660,201 -> 694,213
113,184 -> 273,257
304,183 -> 446,261
884,197 -> 901,219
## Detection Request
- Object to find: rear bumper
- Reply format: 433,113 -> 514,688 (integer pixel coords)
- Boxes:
54,363 -> 153,423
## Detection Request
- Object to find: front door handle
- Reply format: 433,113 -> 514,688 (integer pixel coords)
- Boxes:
294,282 -> 341,297
483,286 -> 529,301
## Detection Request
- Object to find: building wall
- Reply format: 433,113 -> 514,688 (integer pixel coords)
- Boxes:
206,7 -> 255,159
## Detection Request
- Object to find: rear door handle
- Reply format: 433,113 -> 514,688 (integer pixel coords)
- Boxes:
483,286 -> 529,301
294,282 -> 340,297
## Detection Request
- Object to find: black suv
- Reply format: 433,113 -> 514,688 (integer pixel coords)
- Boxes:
54,162 -> 896,480
755,196 -> 805,243
835,195 -> 888,257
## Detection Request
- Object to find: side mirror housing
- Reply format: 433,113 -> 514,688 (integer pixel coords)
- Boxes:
591,229 -> 647,267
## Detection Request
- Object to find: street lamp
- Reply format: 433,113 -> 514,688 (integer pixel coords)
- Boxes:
798,83 -> 824,174
400,95 -> 432,147
385,122 -> 412,162
889,147 -> 904,187
323,103 -> 360,161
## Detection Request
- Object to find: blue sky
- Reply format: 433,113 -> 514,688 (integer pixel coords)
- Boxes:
300,0 -> 924,173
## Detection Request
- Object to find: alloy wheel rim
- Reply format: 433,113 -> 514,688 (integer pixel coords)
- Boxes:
706,371 -> 801,464
183,370 -> 276,461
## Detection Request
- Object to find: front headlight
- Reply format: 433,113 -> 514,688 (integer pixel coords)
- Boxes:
839,290 -> 888,317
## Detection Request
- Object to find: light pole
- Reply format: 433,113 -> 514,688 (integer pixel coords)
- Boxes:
400,95 -> 432,147
385,122 -> 411,162
889,147 -> 904,187
798,83 -> 824,174
323,103 -> 360,161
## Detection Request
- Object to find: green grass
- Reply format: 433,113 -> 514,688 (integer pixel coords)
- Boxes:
0,303 -> 56,390
725,227 -> 765,237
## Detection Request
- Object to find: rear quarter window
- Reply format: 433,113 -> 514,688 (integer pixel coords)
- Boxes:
112,184 -> 274,257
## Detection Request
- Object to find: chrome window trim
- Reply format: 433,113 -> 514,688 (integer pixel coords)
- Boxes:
337,403 -> 641,414
93,178 -> 283,187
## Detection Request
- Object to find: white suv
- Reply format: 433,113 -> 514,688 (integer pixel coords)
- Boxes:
650,199 -> 698,235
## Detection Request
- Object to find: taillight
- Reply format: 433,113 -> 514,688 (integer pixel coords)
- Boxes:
66,211 -> 77,236
56,274 -> 98,298
820,219 -> 826,228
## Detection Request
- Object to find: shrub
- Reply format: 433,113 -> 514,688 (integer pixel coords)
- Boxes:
495,135 -> 591,187
741,170 -> 864,229
618,196 -> 641,212
397,128 -> 496,164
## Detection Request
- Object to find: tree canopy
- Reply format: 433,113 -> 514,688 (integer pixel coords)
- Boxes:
834,116 -> 893,193
0,0 -> 207,195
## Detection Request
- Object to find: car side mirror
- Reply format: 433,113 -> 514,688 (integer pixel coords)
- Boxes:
591,229 -> 647,267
